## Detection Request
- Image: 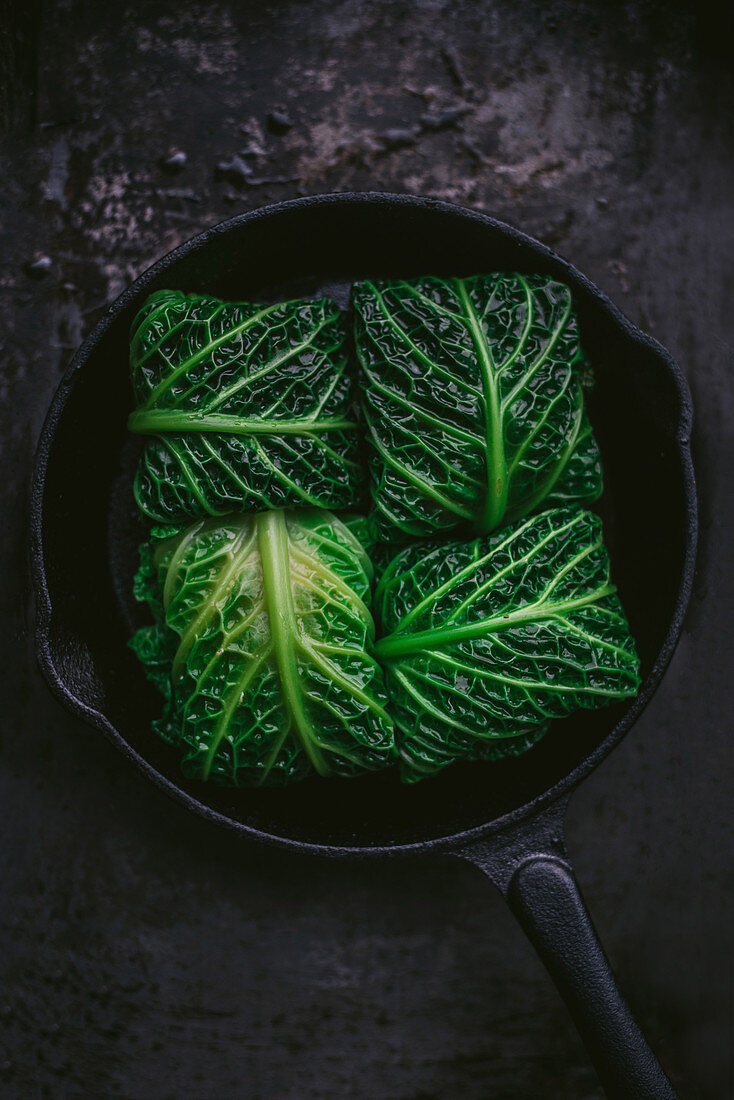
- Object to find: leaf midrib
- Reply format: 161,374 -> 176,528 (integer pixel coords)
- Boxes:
454,279 -> 508,532
375,587 -> 616,661
129,410 -> 358,435
257,511 -> 330,777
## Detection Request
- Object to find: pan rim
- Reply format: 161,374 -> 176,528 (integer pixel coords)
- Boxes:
29,190 -> 698,858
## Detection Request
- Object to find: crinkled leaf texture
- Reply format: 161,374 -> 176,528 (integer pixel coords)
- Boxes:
129,510 -> 394,786
353,273 -> 603,542
128,290 -> 364,523
375,507 -> 641,782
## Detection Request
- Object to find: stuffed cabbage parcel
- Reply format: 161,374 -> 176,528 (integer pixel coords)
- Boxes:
130,510 -> 394,786
128,290 -> 364,523
353,273 -> 602,542
375,507 -> 640,782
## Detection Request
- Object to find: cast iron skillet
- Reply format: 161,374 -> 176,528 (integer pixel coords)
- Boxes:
31,193 -> 696,1099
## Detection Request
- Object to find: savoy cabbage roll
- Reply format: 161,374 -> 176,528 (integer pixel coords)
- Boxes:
353,273 -> 602,543
128,290 -> 365,523
375,507 -> 640,782
130,509 -> 394,786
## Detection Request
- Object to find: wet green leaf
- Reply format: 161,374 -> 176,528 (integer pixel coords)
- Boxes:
353,273 -> 602,542
375,507 -> 640,782
130,510 -> 394,786
129,290 -> 364,522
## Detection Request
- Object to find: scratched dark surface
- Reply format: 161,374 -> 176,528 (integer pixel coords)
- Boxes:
1,2 -> 732,1098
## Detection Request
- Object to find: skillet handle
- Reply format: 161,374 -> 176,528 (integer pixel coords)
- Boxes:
456,800 -> 677,1100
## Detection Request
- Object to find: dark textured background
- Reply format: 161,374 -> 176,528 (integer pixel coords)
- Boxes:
1,2 -> 732,1097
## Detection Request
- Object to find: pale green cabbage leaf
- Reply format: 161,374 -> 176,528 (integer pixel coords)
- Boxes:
130,510 -> 394,786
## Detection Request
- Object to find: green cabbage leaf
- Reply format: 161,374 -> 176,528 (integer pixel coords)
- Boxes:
353,273 -> 602,542
128,290 -> 364,523
375,507 -> 640,782
129,510 -> 394,786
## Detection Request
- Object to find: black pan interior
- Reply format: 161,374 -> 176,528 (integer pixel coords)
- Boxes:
35,196 -> 693,850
